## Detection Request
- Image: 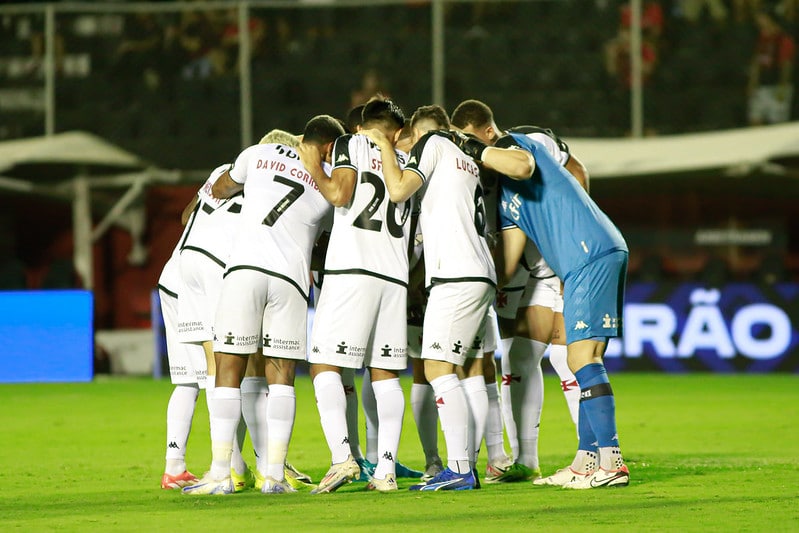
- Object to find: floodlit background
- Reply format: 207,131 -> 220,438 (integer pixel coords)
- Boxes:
0,0 -> 797,379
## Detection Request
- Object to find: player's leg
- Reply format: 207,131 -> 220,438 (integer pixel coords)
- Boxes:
410,357 -> 442,480
360,367 -> 379,465
548,306 -> 580,431
341,368 -> 370,479
259,276 -> 313,493
362,281 -> 410,492
495,267 -> 530,460
481,349 -> 514,482
308,275 -> 368,493
461,355 -> 488,474
410,282 -> 493,491
159,284 -> 201,489
364,367 -> 403,491
261,356 -> 298,493
240,354 -> 267,488
511,302 -> 556,473
183,268 -> 266,495
182,351 -> 247,495
560,252 -> 629,489
480,306 -> 513,481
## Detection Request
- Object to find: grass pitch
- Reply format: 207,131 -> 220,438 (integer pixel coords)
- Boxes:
1,373 -> 796,532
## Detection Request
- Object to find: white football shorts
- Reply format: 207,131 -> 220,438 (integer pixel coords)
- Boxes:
159,287 -> 208,388
214,267 -> 308,360
496,243 -> 560,320
421,281 -> 495,366
309,274 -> 407,371
177,249 -> 225,344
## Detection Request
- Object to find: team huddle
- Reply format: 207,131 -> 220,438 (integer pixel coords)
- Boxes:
157,97 -> 630,494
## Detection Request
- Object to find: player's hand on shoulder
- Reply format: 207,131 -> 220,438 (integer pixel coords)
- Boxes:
360,128 -> 390,149
451,130 -> 488,161
297,142 -> 322,170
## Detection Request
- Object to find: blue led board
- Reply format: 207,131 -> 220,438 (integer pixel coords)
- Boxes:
0,290 -> 94,383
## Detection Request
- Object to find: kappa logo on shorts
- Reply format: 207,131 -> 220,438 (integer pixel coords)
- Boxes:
312,346 -> 320,353
336,342 -> 348,355
574,321 -> 588,330
429,342 -> 443,351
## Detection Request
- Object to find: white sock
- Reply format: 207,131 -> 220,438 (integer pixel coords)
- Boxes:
165,384 -> 199,475
232,417 -> 247,475
341,368 -> 364,460
599,446 -> 624,471
240,376 -> 269,476
411,382 -> 440,466
571,449 -> 598,473
313,371 -> 350,464
266,384 -> 296,481
548,343 -> 580,432
461,374 -> 488,466
483,380 -> 507,464
209,386 -> 240,479
509,337 -> 547,471
429,374 -> 471,474
499,336 -> 518,459
361,368 -> 379,464
371,377 -> 404,479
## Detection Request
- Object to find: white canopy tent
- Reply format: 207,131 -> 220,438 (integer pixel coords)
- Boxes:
566,122 -> 799,180
0,131 -> 179,289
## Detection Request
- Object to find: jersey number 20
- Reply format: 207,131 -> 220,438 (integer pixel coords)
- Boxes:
353,171 -> 410,238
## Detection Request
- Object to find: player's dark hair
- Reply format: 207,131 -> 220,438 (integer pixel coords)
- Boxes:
494,134 -> 521,149
346,104 -> 365,134
362,97 -> 405,131
451,99 -> 494,129
303,114 -> 346,144
411,104 -> 450,130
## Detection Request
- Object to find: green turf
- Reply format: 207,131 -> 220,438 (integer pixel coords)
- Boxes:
0,373 -> 796,532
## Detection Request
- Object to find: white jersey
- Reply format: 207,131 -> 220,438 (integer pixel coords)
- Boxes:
180,165 -> 242,268
324,133 -> 412,285
404,132 -> 496,288
226,143 -> 333,298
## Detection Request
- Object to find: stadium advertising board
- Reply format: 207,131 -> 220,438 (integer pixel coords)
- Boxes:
1,290 -> 94,383
604,282 -> 799,372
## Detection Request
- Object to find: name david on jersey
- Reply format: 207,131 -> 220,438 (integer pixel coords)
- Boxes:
256,158 -> 319,192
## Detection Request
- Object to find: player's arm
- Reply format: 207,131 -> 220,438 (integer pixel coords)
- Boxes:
180,195 -> 198,226
211,170 -> 243,199
447,130 -> 535,180
361,128 -> 422,203
499,226 -> 527,287
565,153 -> 590,193
298,143 -> 356,207
481,146 -> 535,180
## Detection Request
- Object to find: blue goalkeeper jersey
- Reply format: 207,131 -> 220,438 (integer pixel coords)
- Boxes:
498,133 -> 627,279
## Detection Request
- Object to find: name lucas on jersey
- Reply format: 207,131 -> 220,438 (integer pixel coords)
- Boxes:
455,157 -> 480,178
256,159 -> 319,191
